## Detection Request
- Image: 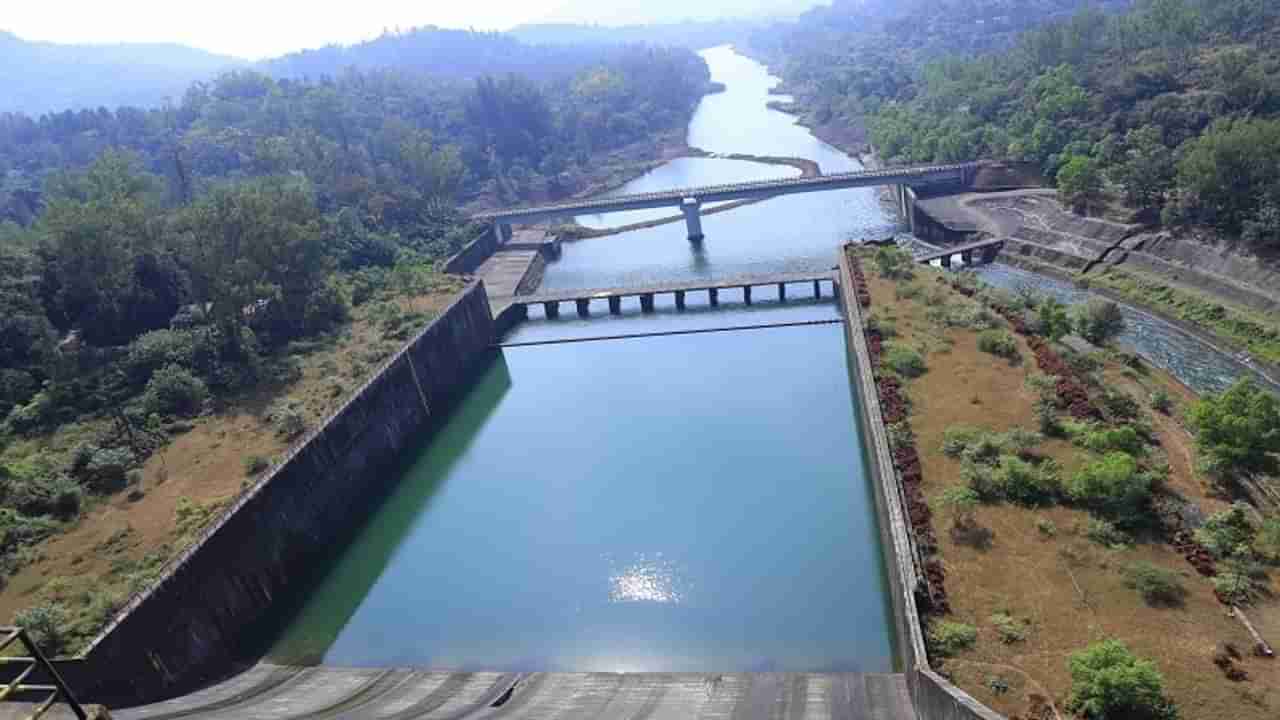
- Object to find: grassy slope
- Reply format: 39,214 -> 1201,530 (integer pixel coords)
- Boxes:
861,255 -> 1279,718
0,277 -> 467,653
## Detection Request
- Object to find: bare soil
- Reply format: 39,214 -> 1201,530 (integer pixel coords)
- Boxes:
863,264 -> 1279,719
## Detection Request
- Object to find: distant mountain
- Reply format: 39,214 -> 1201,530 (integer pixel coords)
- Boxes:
262,26 -> 676,83
508,20 -> 761,49
0,31 -> 244,116
533,0 -> 830,26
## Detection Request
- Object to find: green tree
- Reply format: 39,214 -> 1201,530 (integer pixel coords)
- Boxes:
1186,378 -> 1280,479
1037,298 -> 1072,342
1107,126 -> 1175,209
1057,155 -> 1103,212
1074,299 -> 1126,345
1067,639 -> 1177,720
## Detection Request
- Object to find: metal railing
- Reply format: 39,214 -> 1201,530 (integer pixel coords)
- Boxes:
0,627 -> 87,720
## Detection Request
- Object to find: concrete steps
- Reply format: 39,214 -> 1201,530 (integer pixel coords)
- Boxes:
112,667 -> 918,720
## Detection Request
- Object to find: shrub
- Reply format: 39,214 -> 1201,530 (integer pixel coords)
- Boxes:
0,509 -> 60,554
978,330 -> 1020,361
13,602 -> 69,656
1101,390 -> 1141,420
272,407 -> 308,441
1036,517 -> 1058,537
874,246 -> 914,280
1085,518 -> 1132,548
942,426 -> 985,457
1213,558 -> 1266,606
243,455 -> 270,477
883,345 -> 927,378
1124,562 -> 1187,606
1067,640 -> 1177,720
1073,299 -> 1127,345
1078,426 -> 1146,456
865,314 -> 898,338
78,446 -> 135,491
1259,517 -> 1280,563
6,475 -> 82,519
1151,388 -> 1173,414
1194,503 -> 1256,558
1067,453 -> 1151,523
1186,378 -> 1280,480
993,455 -> 1061,506
144,364 -> 208,417
895,283 -> 923,301
929,620 -> 977,657
936,486 -> 980,530
990,612 -> 1027,643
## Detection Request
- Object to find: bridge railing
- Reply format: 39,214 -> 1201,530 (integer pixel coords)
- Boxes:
0,627 -> 87,720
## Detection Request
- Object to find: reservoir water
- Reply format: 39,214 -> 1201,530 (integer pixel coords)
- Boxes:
269,43 -> 1269,673
268,47 -> 897,672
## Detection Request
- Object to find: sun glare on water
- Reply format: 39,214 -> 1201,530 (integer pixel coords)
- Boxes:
606,553 -> 689,605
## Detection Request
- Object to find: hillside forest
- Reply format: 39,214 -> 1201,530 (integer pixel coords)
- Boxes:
758,0 -> 1280,243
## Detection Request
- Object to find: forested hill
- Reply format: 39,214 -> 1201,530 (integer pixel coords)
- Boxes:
0,31 -> 244,116
508,21 -> 758,49
264,26 -> 671,82
758,0 -> 1280,247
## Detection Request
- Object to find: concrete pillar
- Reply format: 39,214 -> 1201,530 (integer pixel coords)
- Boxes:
905,186 -> 916,235
961,250 -> 973,266
709,288 -> 719,306
744,285 -> 753,305
813,280 -> 822,298
608,296 -> 621,315
576,298 -> 590,317
778,283 -> 787,302
983,244 -> 1001,264
544,301 -> 559,319
675,291 -> 686,311
941,254 -> 952,269
640,294 -> 655,313
681,197 -> 704,242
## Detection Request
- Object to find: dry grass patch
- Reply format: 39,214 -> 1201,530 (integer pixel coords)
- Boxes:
862,256 -> 1280,719
0,283 -> 465,652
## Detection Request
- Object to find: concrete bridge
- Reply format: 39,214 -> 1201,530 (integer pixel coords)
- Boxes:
474,163 -> 980,241
915,238 -> 1006,267
512,271 -> 836,319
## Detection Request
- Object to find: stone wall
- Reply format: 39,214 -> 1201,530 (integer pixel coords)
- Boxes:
838,248 -> 1006,720
444,225 -> 507,274
67,283 -> 497,705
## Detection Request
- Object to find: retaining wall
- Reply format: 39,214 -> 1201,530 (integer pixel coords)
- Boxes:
444,225 -> 509,274
70,283 -> 497,705
837,248 -> 1004,720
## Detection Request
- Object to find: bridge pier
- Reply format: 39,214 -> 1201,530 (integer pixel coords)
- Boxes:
941,255 -> 952,269
675,290 -> 686,311
778,283 -> 787,302
961,250 -> 973,266
544,301 -> 559,319
743,285 -> 753,305
576,298 -> 590,317
608,296 -> 621,315
709,288 -> 719,306
640,294 -> 655,313
681,197 -> 704,242
982,243 -> 1001,263
814,279 -> 822,298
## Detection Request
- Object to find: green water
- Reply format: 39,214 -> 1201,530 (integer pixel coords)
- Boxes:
269,312 -> 896,672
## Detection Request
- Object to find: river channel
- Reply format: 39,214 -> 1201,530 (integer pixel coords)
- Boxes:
269,44 -> 1265,673
268,46 -> 898,673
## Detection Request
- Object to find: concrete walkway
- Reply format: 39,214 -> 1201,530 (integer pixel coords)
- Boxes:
112,666 -> 918,720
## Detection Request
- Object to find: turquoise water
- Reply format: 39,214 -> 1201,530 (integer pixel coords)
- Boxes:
270,310 -> 895,672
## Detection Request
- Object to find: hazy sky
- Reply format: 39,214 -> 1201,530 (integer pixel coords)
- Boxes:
3,0 -> 826,60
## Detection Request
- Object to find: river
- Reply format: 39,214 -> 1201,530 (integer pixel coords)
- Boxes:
267,47 -> 898,673
268,43 -> 1265,673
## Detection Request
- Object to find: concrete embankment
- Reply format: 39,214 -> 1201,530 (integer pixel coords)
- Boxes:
59,283 -> 498,705
836,249 -> 1003,720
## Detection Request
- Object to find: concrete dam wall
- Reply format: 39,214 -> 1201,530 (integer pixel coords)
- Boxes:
69,283 -> 497,705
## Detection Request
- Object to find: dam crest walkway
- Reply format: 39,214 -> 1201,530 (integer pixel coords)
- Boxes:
112,665 -> 918,720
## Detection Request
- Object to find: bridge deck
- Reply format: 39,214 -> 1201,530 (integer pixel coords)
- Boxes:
111,665 -> 918,720
516,271 -> 836,306
915,238 -> 1005,264
475,162 -> 978,223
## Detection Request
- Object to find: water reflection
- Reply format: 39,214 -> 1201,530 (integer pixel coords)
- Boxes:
606,553 -> 690,605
